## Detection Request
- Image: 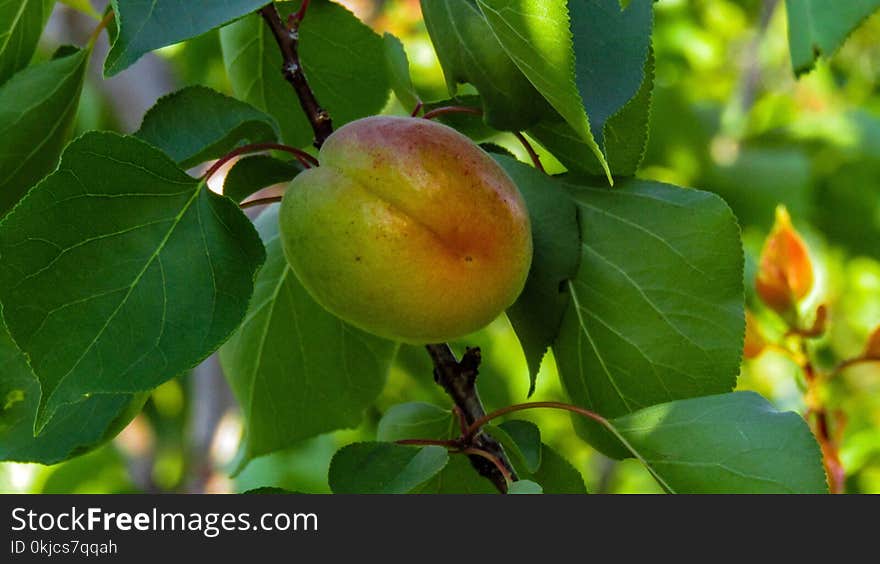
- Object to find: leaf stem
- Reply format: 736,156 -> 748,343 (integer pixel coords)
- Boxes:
240,196 -> 284,209
88,10 -> 115,47
421,106 -> 483,121
513,132 -> 545,173
204,143 -> 317,181
463,401 -> 606,441
456,447 -> 513,484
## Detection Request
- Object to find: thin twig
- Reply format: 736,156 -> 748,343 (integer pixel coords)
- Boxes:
422,105 -> 483,121
259,3 -> 333,148
513,132 -> 545,173
457,448 -> 513,484
240,196 -> 284,209
410,101 -> 424,117
463,401 -> 606,442
829,356 -> 879,379
203,142 -> 317,181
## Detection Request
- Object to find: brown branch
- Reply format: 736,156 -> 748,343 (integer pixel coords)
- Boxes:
422,105 -> 483,121
240,196 -> 284,209
425,344 -> 518,493
259,2 -> 333,148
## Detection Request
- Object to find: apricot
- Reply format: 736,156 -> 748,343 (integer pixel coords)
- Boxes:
278,116 -> 533,344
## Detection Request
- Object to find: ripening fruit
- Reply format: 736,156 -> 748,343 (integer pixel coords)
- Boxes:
756,206 -> 814,316
278,116 -> 533,344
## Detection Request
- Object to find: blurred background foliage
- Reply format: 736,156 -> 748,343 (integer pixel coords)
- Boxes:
2,0 -> 879,494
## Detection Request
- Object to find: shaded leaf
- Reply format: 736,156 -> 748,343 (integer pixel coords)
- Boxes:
0,132 -> 265,431
528,443 -> 587,493
0,0 -> 55,85
0,322 -> 145,464
785,0 -> 880,75
105,0 -> 267,76
219,205 -> 396,469
135,85 -> 279,168
223,155 -> 302,203
531,49 -> 655,177
476,0 -> 610,181
609,392 -> 828,493
383,32 -> 419,111
377,402 -> 454,442
486,420 -> 542,474
415,455 -> 498,493
508,479 -> 542,494
496,157 -> 580,389
553,178 -> 743,454
329,442 -> 449,494
0,47 -> 89,216
220,0 -> 390,148
420,0 -> 551,131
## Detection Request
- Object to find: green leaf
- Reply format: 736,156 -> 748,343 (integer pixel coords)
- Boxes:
135,86 -> 279,168
242,487 -> 297,494
0,47 -> 89,216
554,178 -> 744,454
486,420 -> 542,475
418,442 -> 586,493
528,444 -> 586,493
423,95 -> 496,140
0,132 -> 265,431
508,479 -> 542,494
496,157 -> 580,389
220,205 -> 396,469
569,0 -> 652,146
609,392 -> 828,493
383,32 -> 419,111
220,0 -> 390,148
415,455 -> 499,493
0,322 -> 146,464
420,0 -> 552,131
785,0 -> 880,76
105,0 -> 268,76
0,0 -> 55,86
531,49 -> 655,177
223,155 -> 302,204
476,0 -> 611,182
328,442 -> 449,494
377,402 -> 454,442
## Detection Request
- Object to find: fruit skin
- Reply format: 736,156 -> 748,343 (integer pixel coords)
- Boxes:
279,116 -> 533,344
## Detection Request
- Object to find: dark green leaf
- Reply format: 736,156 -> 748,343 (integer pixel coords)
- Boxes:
609,392 -> 828,493
486,420 -> 542,476
329,442 -> 449,494
220,0 -> 390,148
0,47 -> 89,216
220,206 -> 396,470
415,455 -> 498,493
531,49 -> 655,177
508,479 -> 542,494
0,132 -> 265,431
135,86 -> 279,168
242,487 -> 298,494
498,420 -> 541,473
376,402 -> 454,442
785,0 -> 880,75
476,0 -> 611,181
223,155 -> 302,204
383,32 -> 419,111
0,322 -> 146,464
420,0 -> 551,131
496,157 -> 580,389
528,444 -> 587,493
422,95 -> 496,140
418,442 -> 585,493
815,160 -> 880,260
0,0 -> 54,85
554,178 -> 743,455
105,0 -> 268,76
